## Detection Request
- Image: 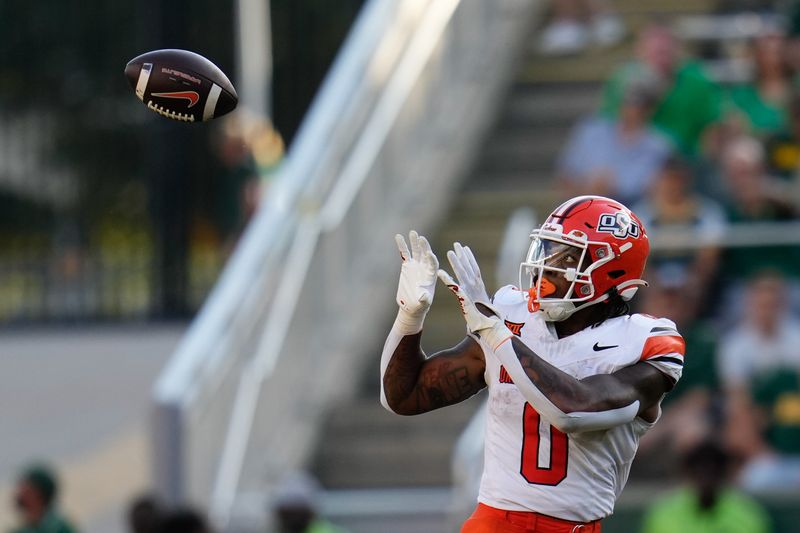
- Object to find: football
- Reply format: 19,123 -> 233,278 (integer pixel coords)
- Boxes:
124,49 -> 238,123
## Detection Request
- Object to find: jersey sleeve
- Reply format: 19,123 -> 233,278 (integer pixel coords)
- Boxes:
639,319 -> 685,384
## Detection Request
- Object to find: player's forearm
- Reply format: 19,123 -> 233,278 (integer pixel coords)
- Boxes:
509,337 -> 604,412
499,337 -> 638,432
381,332 -> 426,414
508,337 -> 647,412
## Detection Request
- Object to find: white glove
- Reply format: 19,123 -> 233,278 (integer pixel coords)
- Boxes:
437,268 -> 511,350
446,242 -> 490,306
394,231 -> 438,333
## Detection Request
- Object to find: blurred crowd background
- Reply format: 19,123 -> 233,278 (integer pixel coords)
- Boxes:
5,0 -> 800,532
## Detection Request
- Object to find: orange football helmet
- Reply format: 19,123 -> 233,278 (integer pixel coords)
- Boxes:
520,196 -> 650,321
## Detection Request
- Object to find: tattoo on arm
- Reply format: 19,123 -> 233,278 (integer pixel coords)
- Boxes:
512,337 -> 586,410
510,337 -> 672,414
412,359 -> 476,412
384,336 -> 485,415
383,333 -> 425,410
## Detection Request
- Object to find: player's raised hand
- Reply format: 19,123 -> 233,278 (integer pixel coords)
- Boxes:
395,231 -> 439,325
438,268 -> 506,345
446,242 -> 490,305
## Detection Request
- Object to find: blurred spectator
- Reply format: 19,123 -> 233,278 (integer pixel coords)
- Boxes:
765,90 -> 800,185
635,275 -> 720,473
10,463 -> 78,533
270,472 -> 349,533
127,494 -> 163,533
716,0 -> 778,12
557,72 -> 672,206
694,114 -> 748,200
719,136 -> 800,288
783,1 -> 800,74
718,271 -> 800,492
212,110 -> 285,252
601,21 -> 722,155
156,508 -> 212,533
641,440 -> 771,533
633,156 -> 726,305
727,30 -> 792,137
538,0 -> 625,55
722,136 -> 785,213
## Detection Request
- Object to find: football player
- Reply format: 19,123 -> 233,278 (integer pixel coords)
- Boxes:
380,196 -> 684,532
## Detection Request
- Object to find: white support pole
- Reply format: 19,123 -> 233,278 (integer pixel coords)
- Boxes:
235,0 -> 273,117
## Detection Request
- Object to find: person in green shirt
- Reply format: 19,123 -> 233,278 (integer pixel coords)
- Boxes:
727,31 -> 792,138
751,369 -> 800,457
641,441 -> 771,533
718,136 -> 800,283
9,464 -> 78,533
765,90 -> 800,180
601,22 -> 722,156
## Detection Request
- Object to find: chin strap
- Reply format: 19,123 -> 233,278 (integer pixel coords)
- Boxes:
540,292 -> 609,322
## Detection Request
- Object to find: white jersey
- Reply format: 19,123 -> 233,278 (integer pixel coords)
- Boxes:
476,286 -> 684,522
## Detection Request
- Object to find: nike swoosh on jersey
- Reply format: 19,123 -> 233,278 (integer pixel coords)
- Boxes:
592,342 -> 618,351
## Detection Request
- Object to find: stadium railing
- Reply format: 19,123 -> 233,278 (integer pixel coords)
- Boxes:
151,0 -> 539,530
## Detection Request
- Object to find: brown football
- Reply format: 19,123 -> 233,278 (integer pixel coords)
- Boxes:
125,49 -> 238,123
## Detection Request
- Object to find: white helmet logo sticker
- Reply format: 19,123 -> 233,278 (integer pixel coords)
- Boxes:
597,212 -> 640,239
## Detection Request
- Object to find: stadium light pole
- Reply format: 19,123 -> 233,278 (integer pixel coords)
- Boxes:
235,0 -> 273,118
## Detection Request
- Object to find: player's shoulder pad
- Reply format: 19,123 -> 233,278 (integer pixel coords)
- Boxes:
629,313 -> 679,334
629,314 -> 685,384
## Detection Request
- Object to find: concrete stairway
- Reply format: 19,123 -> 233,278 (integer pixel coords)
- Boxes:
312,0 -> 715,493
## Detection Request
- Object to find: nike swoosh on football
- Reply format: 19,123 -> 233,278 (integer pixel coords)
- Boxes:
151,91 -> 200,108
592,342 -> 618,351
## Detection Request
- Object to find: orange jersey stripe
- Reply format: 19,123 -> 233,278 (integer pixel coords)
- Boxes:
640,335 -> 685,361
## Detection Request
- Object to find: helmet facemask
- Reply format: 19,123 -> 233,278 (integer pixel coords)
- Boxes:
519,227 -> 615,322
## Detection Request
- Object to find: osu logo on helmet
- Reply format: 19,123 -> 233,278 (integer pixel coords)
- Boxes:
597,212 -> 641,239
